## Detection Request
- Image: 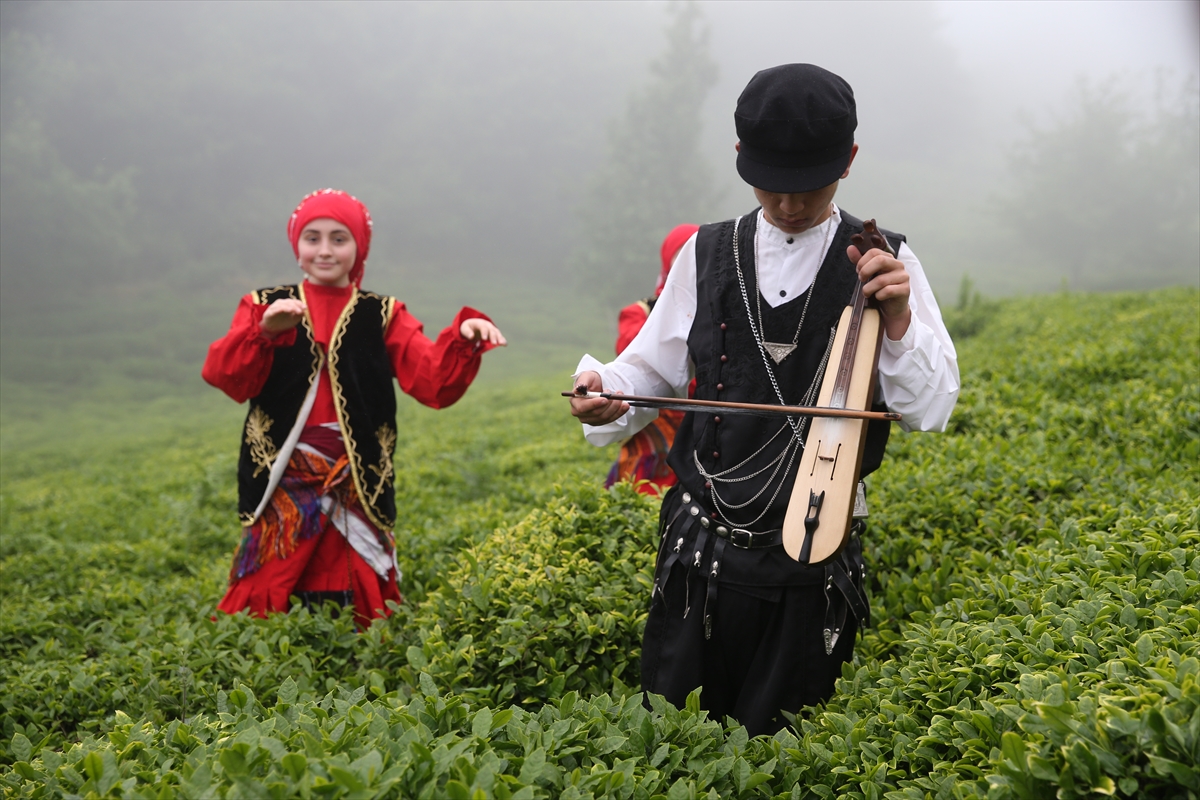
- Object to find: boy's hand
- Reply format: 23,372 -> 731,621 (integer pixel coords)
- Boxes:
261,299 -> 307,336
848,244 -> 912,341
570,371 -> 629,425
460,318 -> 507,347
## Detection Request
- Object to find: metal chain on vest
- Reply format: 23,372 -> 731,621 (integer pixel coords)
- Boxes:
731,214 -> 834,444
688,215 -> 837,529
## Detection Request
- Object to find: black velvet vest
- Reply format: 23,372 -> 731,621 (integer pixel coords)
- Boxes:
237,284 -> 398,531
667,210 -> 904,530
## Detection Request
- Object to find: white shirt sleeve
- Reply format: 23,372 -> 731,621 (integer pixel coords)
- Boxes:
877,241 -> 960,432
573,234 -> 698,446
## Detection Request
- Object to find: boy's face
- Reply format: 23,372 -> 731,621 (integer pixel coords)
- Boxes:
298,218 -> 357,287
740,142 -> 858,235
753,183 -> 841,235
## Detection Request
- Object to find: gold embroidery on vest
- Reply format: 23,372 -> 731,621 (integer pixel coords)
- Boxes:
245,406 -> 278,478
326,289 -> 392,531
365,423 -> 396,507
296,283 -> 323,386
382,296 -> 396,329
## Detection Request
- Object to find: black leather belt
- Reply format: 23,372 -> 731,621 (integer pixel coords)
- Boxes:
822,522 -> 869,655
680,492 -> 782,550
655,489 -> 871,650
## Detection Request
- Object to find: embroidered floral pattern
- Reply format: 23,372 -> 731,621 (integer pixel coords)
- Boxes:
364,422 -> 398,503
365,424 -> 396,507
245,406 -> 279,478
230,448 -> 354,581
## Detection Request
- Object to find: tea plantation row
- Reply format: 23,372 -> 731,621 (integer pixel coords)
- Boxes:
1,288 -> 1197,798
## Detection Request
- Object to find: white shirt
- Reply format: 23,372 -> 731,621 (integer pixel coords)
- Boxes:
575,206 -> 960,446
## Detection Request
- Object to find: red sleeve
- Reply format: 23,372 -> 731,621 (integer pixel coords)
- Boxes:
386,303 -> 495,408
616,302 -> 649,355
201,295 -> 297,403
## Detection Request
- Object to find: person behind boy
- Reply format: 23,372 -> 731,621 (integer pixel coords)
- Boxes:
605,223 -> 700,495
570,64 -> 959,735
204,188 -> 505,628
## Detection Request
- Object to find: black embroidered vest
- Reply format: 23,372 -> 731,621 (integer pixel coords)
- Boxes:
237,284 -> 398,531
667,210 -> 904,530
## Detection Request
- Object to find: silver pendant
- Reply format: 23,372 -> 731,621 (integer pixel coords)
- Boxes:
763,342 -> 797,364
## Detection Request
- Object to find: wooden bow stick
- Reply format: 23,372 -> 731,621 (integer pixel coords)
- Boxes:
563,390 -> 901,422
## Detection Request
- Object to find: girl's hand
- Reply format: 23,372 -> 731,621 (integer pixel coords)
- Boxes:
261,299 -> 307,337
460,318 -> 507,347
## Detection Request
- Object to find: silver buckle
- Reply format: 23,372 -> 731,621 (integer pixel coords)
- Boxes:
853,481 -> 869,519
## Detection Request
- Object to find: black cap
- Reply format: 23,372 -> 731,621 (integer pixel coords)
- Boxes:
735,64 -> 857,194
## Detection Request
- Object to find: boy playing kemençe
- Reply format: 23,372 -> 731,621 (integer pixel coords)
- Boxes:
204,188 -> 505,628
570,64 -> 959,735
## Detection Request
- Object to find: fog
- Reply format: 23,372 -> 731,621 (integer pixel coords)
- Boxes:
0,0 -> 1196,393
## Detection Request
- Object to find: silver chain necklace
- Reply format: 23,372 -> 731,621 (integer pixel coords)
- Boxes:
732,213 -> 834,441
694,330 -> 834,528
753,208 -> 834,364
690,213 -> 838,528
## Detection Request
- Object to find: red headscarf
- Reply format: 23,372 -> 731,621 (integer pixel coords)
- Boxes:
656,224 -> 701,297
287,189 -> 374,287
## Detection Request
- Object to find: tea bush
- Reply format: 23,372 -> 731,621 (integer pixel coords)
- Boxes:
0,387 -> 625,751
387,484 -> 659,707
1,287 -> 1197,798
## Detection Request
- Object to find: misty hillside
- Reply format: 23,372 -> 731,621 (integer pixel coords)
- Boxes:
1,0 -> 1197,415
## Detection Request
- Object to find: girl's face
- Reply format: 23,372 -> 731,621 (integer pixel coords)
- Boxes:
298,218 -> 357,287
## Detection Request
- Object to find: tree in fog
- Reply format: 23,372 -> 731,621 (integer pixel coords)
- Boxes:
571,2 -> 720,309
995,75 -> 1200,291
0,30 -> 142,307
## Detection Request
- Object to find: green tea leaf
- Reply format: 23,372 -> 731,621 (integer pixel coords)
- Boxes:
10,733 -> 31,763
281,752 -> 307,781
1000,731 -> 1026,765
218,748 -> 247,777
472,707 -> 494,738
1135,632 -> 1154,664
82,750 -> 104,782
518,747 -> 545,785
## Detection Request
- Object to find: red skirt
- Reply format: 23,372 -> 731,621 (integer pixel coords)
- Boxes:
217,519 -> 402,629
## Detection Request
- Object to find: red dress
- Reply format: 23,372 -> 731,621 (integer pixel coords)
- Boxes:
203,281 -> 493,627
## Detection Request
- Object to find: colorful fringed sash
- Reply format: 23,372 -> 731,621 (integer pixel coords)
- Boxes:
229,447 -> 390,581
605,409 -> 684,495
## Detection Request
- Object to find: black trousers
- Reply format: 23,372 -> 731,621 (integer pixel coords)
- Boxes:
640,488 -> 864,737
